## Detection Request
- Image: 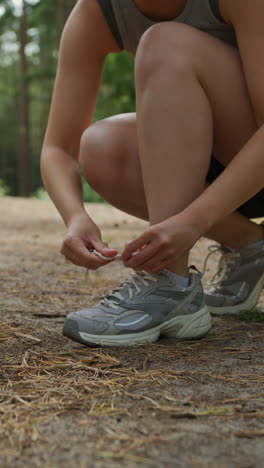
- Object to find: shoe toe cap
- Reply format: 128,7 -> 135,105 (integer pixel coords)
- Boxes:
63,311 -> 109,344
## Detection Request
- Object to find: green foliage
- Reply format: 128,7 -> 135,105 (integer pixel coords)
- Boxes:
0,179 -> 10,197
235,309 -> 264,322
83,182 -> 106,204
31,183 -> 105,204
95,52 -> 135,121
31,187 -> 50,200
0,1 -> 135,196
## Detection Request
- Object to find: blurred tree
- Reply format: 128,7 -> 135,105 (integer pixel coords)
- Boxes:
18,0 -> 32,195
0,0 -> 135,198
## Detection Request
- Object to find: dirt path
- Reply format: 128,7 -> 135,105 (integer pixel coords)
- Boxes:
1,197 -> 264,468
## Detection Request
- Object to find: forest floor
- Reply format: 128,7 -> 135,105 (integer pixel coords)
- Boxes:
1,197 -> 264,468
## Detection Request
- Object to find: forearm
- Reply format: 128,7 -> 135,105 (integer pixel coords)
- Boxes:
180,126 -> 264,232
41,145 -> 88,227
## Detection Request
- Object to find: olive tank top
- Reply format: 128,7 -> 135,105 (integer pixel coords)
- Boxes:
97,0 -> 237,55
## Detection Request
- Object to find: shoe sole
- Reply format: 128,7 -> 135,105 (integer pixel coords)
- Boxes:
63,305 -> 211,347
208,272 -> 264,316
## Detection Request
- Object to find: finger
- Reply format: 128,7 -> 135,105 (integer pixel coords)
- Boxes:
133,252 -> 167,272
86,251 -> 111,269
91,249 -> 120,261
61,244 -> 106,270
62,238 -> 97,264
122,231 -> 153,261
61,246 -> 86,268
124,240 -> 160,268
149,260 -> 169,275
92,239 -> 119,258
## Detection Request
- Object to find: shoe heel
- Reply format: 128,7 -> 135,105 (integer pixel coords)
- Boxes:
177,306 -> 211,340
162,306 -> 211,340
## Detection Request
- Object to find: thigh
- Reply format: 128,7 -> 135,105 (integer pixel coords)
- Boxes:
187,27 -> 257,164
186,27 -> 262,215
139,23 -> 257,165
196,35 -> 263,217
192,32 -> 262,216
81,112 -> 148,220
144,23 -> 261,216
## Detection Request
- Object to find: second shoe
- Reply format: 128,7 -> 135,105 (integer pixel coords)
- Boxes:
63,269 -> 211,347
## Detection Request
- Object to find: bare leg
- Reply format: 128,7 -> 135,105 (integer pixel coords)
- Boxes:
133,23 -> 262,273
135,27 -> 213,224
80,24 -> 263,265
206,211 -> 264,248
80,115 -> 263,257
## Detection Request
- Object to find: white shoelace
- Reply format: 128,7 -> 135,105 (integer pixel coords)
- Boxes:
202,245 -> 240,286
100,271 -> 159,310
90,249 -> 139,261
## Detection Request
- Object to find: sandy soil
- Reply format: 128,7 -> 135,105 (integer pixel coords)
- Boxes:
1,197 -> 264,468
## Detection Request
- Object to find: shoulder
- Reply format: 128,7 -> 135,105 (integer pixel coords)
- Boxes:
65,0 -> 121,56
220,0 -> 264,27
220,0 -> 264,124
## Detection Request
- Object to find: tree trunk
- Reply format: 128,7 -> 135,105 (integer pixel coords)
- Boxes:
18,0 -> 33,196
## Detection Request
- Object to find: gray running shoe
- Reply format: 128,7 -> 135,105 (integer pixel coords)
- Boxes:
204,240 -> 264,315
63,269 -> 211,347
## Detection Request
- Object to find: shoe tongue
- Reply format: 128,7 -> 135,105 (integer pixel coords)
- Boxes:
161,269 -> 190,288
159,270 -> 173,281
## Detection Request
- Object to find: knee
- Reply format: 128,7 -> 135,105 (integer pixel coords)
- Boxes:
79,121 -> 124,190
135,23 -> 198,86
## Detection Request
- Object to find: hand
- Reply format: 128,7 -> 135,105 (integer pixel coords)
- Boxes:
60,213 -> 118,269
122,215 -> 202,274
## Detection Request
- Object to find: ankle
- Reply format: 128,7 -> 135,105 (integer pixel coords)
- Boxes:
166,263 -> 189,278
168,267 -> 189,277
211,222 -> 263,250
163,269 -> 190,288
225,225 -> 264,249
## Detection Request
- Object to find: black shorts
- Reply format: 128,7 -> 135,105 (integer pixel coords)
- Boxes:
206,157 -> 264,219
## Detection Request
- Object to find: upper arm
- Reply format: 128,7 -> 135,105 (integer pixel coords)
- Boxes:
43,0 -> 121,158
224,0 -> 264,125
